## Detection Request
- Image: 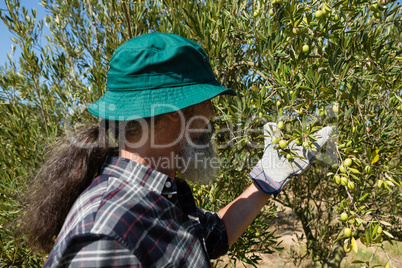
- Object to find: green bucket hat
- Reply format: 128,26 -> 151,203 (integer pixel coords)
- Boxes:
88,32 -> 236,121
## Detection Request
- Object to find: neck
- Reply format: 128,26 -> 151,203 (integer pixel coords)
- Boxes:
120,146 -> 177,178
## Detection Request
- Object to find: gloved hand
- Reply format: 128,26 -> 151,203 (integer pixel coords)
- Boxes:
249,122 -> 333,196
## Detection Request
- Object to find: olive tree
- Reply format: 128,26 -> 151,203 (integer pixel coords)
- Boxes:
1,0 -> 401,267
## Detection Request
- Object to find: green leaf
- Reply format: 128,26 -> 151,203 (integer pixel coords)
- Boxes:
371,154 -> 379,164
345,106 -> 354,117
365,229 -> 371,245
367,148 -> 372,160
394,92 -> 402,102
349,168 -> 361,174
351,260 -> 367,264
311,126 -> 323,133
333,236 -> 347,242
358,193 -> 370,202
372,225 -> 379,238
275,52 -> 288,57
291,90 -> 297,104
351,237 -> 358,253
382,230 -> 394,239
350,174 -> 361,183
271,138 -> 280,144
379,220 -> 392,226
388,178 -> 400,186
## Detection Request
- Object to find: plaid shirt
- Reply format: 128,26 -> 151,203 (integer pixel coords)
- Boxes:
44,156 -> 228,267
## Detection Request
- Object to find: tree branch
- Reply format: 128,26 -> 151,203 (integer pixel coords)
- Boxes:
122,0 -> 133,39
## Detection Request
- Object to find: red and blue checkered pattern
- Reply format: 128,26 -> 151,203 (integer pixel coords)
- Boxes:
44,156 -> 228,267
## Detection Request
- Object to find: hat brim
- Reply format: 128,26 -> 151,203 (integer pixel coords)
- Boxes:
87,81 -> 236,121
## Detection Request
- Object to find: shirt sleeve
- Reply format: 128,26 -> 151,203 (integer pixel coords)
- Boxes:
58,235 -> 141,268
197,207 -> 229,259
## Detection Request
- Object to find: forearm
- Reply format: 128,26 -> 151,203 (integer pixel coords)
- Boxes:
218,182 -> 271,247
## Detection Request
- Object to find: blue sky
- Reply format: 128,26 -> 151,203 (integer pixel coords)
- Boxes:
0,0 -> 49,67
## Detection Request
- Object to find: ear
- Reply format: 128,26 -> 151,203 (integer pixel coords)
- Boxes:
156,112 -> 181,133
153,113 -> 183,146
164,111 -> 181,123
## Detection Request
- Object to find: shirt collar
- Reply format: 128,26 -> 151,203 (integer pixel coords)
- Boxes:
100,156 -> 174,195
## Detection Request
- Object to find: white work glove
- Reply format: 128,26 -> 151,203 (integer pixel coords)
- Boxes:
249,122 -> 333,196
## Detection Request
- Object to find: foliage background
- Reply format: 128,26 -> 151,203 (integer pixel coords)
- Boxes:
0,0 -> 401,267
